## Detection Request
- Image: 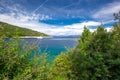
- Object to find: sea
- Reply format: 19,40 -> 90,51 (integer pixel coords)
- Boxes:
24,36 -> 79,60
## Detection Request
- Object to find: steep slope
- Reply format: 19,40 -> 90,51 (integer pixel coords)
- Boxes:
0,22 -> 48,38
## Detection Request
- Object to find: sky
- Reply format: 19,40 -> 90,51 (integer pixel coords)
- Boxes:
0,0 -> 120,36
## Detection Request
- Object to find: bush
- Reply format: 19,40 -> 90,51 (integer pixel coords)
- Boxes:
51,52 -> 72,80
0,38 -> 50,80
70,25 -> 120,80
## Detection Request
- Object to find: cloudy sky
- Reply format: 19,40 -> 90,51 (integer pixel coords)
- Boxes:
0,0 -> 120,35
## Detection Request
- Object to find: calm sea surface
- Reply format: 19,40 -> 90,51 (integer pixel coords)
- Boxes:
24,37 -> 78,60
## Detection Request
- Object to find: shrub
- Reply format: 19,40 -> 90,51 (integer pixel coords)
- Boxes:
0,38 -> 50,80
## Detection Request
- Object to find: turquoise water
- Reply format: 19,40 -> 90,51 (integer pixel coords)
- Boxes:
25,37 -> 78,60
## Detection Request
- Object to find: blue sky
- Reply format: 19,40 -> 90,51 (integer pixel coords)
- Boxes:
0,0 -> 120,35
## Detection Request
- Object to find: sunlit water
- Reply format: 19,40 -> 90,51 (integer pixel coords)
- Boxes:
24,37 -> 78,60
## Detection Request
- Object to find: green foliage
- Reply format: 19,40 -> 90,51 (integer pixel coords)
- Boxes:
70,24 -> 120,80
0,21 -> 48,38
51,52 -> 72,80
76,26 -> 92,54
0,38 -> 51,80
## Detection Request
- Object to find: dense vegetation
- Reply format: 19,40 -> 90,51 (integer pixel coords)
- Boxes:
0,12 -> 120,79
0,22 -> 48,38
69,24 -> 120,80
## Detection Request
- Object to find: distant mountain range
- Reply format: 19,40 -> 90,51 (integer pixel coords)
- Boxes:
0,21 -> 48,38
53,35 -> 80,38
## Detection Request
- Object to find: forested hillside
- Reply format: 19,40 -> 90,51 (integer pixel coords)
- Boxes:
0,22 -> 48,37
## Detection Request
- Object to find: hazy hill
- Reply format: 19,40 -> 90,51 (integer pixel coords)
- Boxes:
0,22 -> 48,38
53,35 -> 80,38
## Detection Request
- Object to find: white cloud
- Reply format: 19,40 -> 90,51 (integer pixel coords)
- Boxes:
105,27 -> 112,32
38,21 -> 100,35
92,1 -> 120,20
65,21 -> 100,29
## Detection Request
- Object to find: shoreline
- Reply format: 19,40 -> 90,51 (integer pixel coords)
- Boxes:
19,36 -> 52,39
20,36 -> 43,39
0,36 -> 52,39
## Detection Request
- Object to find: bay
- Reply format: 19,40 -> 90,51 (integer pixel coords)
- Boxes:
24,37 -> 78,60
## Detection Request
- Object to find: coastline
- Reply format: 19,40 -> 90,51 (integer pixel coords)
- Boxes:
20,36 -> 43,39
19,36 -> 52,39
